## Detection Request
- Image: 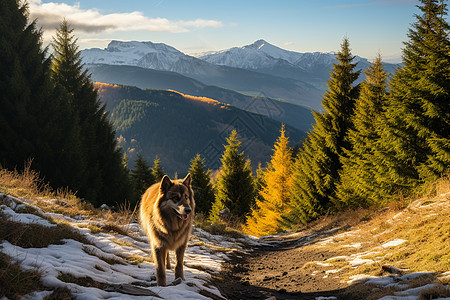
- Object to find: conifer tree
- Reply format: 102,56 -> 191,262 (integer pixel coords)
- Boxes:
253,162 -> 266,203
245,125 -> 293,237
189,154 -> 215,214
288,38 -> 360,223
209,130 -> 255,223
0,0 -> 49,168
151,156 -> 165,183
131,154 -> 155,202
0,0 -> 81,189
367,0 -> 449,200
51,20 -> 130,206
336,54 -> 389,206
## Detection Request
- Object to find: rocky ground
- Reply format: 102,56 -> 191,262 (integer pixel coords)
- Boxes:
214,230 -> 354,299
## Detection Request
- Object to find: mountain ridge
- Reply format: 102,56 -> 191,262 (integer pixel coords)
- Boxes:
87,64 -> 315,132
196,39 -> 399,90
94,82 -> 307,174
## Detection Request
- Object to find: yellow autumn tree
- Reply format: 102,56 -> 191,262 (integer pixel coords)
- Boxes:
245,125 -> 293,237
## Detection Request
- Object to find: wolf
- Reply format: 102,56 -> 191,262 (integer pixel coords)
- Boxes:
139,174 -> 195,286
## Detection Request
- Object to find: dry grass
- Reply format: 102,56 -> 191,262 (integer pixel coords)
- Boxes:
0,159 -> 51,200
113,237 -> 134,247
0,161 -> 95,218
43,287 -> 73,300
283,175 -> 450,300
194,212 -> 245,239
0,163 -> 138,236
57,273 -> 107,290
0,252 -> 45,300
125,254 -> 153,265
0,216 -> 91,249
308,175 -> 450,294
189,240 -> 236,254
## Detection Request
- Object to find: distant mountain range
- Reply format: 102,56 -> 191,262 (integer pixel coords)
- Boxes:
95,83 -> 306,174
196,39 -> 396,90
82,40 -> 323,109
82,40 -> 400,110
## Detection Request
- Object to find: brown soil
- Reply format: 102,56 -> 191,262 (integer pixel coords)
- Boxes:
212,211 -> 381,300
213,237 -> 356,299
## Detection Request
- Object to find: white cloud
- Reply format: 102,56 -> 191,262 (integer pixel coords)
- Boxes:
28,0 -> 222,34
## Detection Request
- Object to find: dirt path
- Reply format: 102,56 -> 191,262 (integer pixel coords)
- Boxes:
214,244 -> 349,299
212,223 -> 371,300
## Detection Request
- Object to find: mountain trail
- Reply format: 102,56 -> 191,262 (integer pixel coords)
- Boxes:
213,192 -> 450,300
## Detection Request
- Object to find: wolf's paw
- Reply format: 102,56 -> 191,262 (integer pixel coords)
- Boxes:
170,277 -> 183,286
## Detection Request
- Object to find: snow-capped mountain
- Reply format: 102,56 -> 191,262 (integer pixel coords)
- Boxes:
196,39 -> 364,72
82,40 -> 210,74
194,39 -> 400,92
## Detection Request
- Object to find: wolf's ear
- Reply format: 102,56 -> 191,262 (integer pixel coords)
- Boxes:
182,173 -> 192,187
160,175 -> 172,193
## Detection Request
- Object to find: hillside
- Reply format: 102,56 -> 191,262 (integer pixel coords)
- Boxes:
94,83 -> 307,174
0,167 -> 448,300
88,64 -> 315,132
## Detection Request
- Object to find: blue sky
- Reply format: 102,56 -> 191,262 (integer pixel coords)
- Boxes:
29,0 -> 433,62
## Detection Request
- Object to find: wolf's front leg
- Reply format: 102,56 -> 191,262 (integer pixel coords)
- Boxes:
153,247 -> 167,286
166,251 -> 171,269
175,243 -> 186,280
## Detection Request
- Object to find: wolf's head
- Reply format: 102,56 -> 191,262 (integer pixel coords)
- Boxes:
159,174 -> 195,220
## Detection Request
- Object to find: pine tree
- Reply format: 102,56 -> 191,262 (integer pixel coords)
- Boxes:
131,154 -> 155,202
51,20 -> 130,206
0,0 -> 80,189
245,125 -> 293,237
0,0 -> 48,168
253,162 -> 266,203
209,130 -> 255,223
367,0 -> 449,200
189,154 -> 215,215
288,38 -> 360,223
151,156 -> 165,183
336,54 -> 389,206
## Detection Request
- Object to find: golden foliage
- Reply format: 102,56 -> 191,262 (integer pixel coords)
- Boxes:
245,125 -> 293,237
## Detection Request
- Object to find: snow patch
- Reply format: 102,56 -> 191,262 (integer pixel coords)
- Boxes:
0,193 -> 263,299
348,257 -> 375,267
382,239 -> 407,248
347,274 -> 378,284
0,205 -> 56,227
